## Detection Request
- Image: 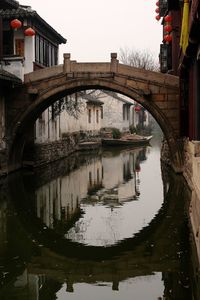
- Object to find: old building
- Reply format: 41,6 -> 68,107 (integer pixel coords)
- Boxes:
157,0 -> 200,264
0,0 -> 68,163
101,91 -> 149,132
158,0 -> 200,140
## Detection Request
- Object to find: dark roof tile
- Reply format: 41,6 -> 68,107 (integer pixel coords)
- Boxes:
0,6 -> 66,44
0,69 -> 22,84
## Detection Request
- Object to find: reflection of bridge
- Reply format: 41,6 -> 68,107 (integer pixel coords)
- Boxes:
6,53 -> 182,173
7,170 -> 189,295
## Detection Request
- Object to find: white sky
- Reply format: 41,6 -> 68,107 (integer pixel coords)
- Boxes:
19,0 -> 162,63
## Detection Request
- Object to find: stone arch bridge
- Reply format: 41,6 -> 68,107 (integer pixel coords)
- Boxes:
6,53 -> 181,173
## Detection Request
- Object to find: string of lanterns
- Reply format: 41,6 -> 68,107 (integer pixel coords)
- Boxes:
155,1 -> 172,43
163,14 -> 172,43
155,1 -> 160,20
10,18 -> 35,36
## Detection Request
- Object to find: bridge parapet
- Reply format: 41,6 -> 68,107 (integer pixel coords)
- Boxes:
9,53 -> 183,174
63,52 -> 119,74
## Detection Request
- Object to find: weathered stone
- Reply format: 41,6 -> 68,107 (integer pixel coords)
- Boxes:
4,54 -> 182,174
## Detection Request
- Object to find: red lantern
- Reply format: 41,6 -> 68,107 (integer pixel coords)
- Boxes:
155,15 -> 161,21
164,34 -> 172,43
164,15 -> 172,22
164,25 -> 172,32
135,166 -> 141,172
156,1 -> 159,6
24,27 -> 36,36
10,19 -> 22,30
134,106 -> 141,112
155,7 -> 159,13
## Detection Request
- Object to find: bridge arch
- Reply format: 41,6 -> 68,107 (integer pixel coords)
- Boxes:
8,55 -> 182,173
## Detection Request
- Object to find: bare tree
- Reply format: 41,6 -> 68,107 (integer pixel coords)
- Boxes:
50,90 -> 104,120
119,47 -> 159,71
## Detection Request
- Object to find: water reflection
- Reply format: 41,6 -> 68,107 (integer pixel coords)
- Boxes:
35,146 -> 164,246
0,142 -> 197,299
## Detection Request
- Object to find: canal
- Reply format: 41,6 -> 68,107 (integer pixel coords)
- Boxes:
0,137 -> 198,299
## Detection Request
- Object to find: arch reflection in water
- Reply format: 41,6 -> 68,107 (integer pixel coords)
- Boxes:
0,150 -> 193,300
34,146 -> 162,246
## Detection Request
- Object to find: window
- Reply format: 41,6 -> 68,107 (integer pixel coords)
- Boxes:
88,109 -> 91,123
15,39 -> 24,56
96,110 -> 99,123
35,34 -> 58,67
89,171 -> 92,185
127,106 -> 130,120
123,104 -> 126,120
101,107 -> 103,119
3,29 -> 13,55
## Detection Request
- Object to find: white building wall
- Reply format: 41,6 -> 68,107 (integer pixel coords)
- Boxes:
101,94 -> 132,132
24,36 -> 35,74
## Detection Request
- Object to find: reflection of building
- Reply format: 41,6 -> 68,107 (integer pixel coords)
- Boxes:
101,148 -> 146,203
35,148 -> 147,229
35,156 -> 103,228
4,269 -> 61,300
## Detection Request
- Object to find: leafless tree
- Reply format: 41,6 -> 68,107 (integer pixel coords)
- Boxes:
119,47 -> 159,71
50,90 -> 104,120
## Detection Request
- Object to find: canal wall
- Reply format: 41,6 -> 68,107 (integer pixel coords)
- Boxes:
28,130 -> 101,167
183,140 -> 200,264
161,138 -> 200,267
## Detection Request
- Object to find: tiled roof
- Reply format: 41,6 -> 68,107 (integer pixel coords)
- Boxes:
0,6 -> 66,44
0,7 -> 37,18
83,94 -> 104,105
1,0 -> 19,9
0,69 -> 22,84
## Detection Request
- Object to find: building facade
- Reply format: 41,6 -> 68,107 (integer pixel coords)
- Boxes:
157,0 -> 200,265
101,91 -> 149,132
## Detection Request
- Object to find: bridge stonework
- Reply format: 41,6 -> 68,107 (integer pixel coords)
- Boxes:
5,53 -> 181,174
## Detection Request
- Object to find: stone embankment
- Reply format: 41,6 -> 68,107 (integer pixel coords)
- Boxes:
161,138 -> 200,265
183,140 -> 200,263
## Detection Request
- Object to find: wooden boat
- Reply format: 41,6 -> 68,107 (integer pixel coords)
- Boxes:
101,135 -> 152,147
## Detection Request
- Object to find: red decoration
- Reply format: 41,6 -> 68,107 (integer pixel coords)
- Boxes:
24,27 -> 36,36
164,25 -> 172,32
10,19 -> 22,29
164,34 -> 172,42
134,106 -> 141,112
155,15 -> 161,21
135,166 -> 141,172
164,15 -> 172,22
155,7 -> 159,13
156,1 -> 159,6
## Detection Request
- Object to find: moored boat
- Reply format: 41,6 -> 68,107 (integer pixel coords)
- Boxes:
101,135 -> 152,147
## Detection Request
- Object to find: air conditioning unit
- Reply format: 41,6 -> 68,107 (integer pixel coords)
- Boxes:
159,0 -> 168,17
160,44 -> 172,73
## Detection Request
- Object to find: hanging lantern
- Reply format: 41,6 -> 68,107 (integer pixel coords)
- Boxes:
155,15 -> 161,21
164,34 -> 172,43
164,15 -> 172,23
155,7 -> 159,13
10,19 -> 22,30
164,24 -> 172,32
135,165 -> 141,172
134,106 -> 141,112
156,1 -> 159,6
24,27 -> 35,36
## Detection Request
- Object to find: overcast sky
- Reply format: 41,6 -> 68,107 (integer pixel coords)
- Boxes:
19,0 -> 162,63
